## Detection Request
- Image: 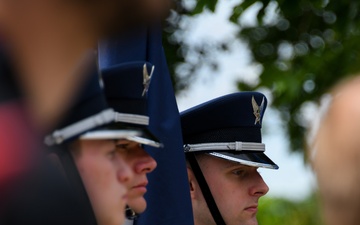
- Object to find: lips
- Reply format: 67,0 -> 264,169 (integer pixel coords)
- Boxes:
130,180 -> 149,195
244,204 -> 258,213
133,181 -> 148,189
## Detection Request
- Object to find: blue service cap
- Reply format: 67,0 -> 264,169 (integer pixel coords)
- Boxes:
101,61 -> 162,148
181,92 -> 278,169
44,60 -> 144,146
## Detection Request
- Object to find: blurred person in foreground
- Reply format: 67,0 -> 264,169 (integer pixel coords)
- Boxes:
0,0 -> 171,224
307,75 -> 360,225
0,0 -> 172,133
181,92 -> 279,225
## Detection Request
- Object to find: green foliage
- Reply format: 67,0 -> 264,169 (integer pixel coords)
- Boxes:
257,194 -> 323,225
163,0 -> 360,155
234,0 -> 360,152
192,0 -> 217,14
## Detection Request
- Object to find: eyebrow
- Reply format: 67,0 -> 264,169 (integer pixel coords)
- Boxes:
222,161 -> 245,169
115,140 -> 139,148
114,139 -> 130,145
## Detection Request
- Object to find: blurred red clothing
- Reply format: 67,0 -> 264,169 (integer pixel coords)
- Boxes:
0,101 -> 39,185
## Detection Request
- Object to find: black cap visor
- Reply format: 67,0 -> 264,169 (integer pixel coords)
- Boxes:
208,151 -> 279,169
80,124 -> 162,148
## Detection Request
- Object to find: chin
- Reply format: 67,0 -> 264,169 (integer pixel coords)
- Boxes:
245,218 -> 258,225
128,197 -> 147,214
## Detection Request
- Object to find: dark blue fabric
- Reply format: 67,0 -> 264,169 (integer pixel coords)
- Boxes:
99,25 -> 194,225
99,28 -> 147,65
181,92 -> 267,144
58,61 -> 109,129
102,61 -> 153,115
180,92 -> 279,169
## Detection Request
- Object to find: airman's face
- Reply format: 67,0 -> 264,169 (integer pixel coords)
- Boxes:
115,140 -> 157,214
71,139 -> 134,225
189,155 -> 269,225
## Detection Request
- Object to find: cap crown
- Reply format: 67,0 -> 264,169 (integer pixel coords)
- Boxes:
45,61 -> 117,145
100,61 -> 161,147
101,61 -> 153,117
56,64 -> 109,131
181,92 -> 267,145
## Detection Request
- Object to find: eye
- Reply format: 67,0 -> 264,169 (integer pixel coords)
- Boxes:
115,140 -> 131,150
115,140 -> 141,150
232,169 -> 246,177
116,143 -> 129,149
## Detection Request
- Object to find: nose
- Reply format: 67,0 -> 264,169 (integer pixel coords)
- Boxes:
133,147 -> 157,174
250,172 -> 269,197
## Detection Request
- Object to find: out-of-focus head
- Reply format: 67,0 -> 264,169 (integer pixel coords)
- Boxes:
0,0 -> 173,132
70,138 -> 132,225
45,63 -> 139,225
91,0 -> 173,36
308,76 -> 360,225
44,62 -> 137,146
0,0 -> 173,39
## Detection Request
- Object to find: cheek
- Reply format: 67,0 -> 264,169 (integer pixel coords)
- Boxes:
216,182 -> 242,200
210,177 -> 249,208
75,153 -> 120,193
74,155 -> 126,225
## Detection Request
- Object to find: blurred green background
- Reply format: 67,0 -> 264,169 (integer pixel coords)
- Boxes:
258,193 -> 322,225
163,0 -> 360,223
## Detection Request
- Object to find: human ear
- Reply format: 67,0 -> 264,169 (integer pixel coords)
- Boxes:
187,167 -> 197,199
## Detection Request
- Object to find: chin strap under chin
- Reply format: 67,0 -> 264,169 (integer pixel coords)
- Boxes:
125,205 -> 140,220
187,153 -> 226,225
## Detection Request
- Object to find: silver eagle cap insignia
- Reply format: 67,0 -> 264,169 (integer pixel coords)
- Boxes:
251,96 -> 265,125
142,64 -> 155,96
